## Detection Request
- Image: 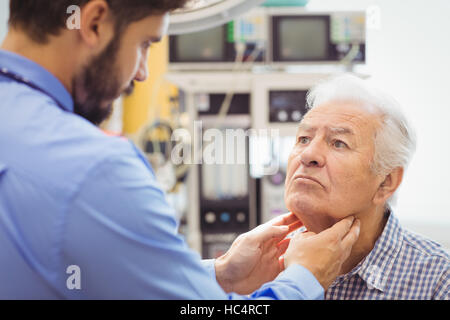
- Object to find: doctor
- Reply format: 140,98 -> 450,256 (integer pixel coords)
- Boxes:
0,0 -> 360,299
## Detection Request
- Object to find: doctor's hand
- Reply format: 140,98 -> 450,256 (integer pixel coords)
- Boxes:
214,212 -> 303,295
283,216 -> 361,290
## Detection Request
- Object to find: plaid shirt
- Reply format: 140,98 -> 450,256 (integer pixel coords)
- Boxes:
325,211 -> 450,300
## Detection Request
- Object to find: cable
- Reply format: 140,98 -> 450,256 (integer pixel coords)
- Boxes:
339,43 -> 361,66
215,40 -> 264,125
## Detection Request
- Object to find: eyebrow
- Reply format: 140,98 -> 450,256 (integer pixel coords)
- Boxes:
297,123 -> 355,136
328,126 -> 355,136
146,36 -> 162,43
297,123 -> 314,134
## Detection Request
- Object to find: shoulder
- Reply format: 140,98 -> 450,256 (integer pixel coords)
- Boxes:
0,77 -> 57,111
379,216 -> 450,299
54,119 -> 152,189
1,82 -> 149,194
400,226 -> 450,297
401,227 -> 450,262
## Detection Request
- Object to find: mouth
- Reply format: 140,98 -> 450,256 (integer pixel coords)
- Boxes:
293,174 -> 325,189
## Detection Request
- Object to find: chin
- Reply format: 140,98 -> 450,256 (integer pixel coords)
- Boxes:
286,194 -> 338,233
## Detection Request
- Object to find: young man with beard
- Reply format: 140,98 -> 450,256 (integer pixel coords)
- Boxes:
0,1 -> 360,299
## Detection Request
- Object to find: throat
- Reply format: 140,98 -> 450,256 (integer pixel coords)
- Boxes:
340,209 -> 389,275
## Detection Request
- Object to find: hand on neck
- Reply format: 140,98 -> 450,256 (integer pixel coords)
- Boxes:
298,205 -> 389,275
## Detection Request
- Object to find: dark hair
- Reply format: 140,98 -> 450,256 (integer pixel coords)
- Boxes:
9,0 -> 187,43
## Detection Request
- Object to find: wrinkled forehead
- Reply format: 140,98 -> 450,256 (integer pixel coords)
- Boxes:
300,101 -> 382,136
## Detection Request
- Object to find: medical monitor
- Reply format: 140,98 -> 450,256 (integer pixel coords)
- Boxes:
169,25 -> 227,62
272,15 -> 331,62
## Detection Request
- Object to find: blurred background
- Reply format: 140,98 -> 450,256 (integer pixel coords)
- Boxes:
1,0 -> 449,257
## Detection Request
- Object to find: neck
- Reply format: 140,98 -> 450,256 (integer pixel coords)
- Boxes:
340,206 -> 388,274
1,29 -> 77,94
300,205 -> 388,275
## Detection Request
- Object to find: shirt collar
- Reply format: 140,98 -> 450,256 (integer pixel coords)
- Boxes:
329,209 -> 403,292
0,49 -> 74,113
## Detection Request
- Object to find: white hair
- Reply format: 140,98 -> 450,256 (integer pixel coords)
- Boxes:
306,73 -> 417,207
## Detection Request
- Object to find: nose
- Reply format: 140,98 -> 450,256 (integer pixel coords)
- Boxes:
134,53 -> 149,82
299,139 -> 326,168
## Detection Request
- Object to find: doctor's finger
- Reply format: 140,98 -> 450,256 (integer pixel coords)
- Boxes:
341,219 -> 361,252
271,212 -> 300,227
250,224 -> 290,244
321,216 -> 355,241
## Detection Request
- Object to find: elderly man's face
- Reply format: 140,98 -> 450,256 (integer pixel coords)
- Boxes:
285,101 -> 384,232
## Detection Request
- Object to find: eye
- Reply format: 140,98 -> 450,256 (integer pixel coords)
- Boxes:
298,136 -> 310,145
333,140 -> 348,149
142,41 -> 152,50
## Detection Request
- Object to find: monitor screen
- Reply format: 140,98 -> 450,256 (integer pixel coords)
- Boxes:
272,15 -> 331,61
170,25 -> 226,62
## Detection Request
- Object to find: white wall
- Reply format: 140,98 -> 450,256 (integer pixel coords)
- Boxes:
308,0 -> 450,249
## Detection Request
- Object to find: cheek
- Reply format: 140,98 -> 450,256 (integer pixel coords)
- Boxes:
328,151 -> 368,186
131,50 -> 142,77
285,150 -> 301,186
327,162 -> 377,212
120,48 -> 142,81
285,157 -> 300,210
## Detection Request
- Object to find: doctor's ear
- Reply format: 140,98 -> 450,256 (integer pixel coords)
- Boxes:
78,0 -> 113,48
373,167 -> 404,205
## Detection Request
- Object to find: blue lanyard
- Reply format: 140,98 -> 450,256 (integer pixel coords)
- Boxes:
0,67 -> 67,112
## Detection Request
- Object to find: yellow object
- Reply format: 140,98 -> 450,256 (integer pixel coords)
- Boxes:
122,36 -> 174,135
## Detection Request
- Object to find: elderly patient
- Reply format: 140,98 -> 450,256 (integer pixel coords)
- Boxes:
285,74 -> 449,299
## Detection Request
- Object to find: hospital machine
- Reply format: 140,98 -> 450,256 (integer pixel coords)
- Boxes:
168,7 -> 366,70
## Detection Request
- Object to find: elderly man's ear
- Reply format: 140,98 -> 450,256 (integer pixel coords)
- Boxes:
373,167 -> 404,205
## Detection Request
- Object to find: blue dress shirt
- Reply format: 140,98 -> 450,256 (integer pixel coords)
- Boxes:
0,49 -> 323,299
